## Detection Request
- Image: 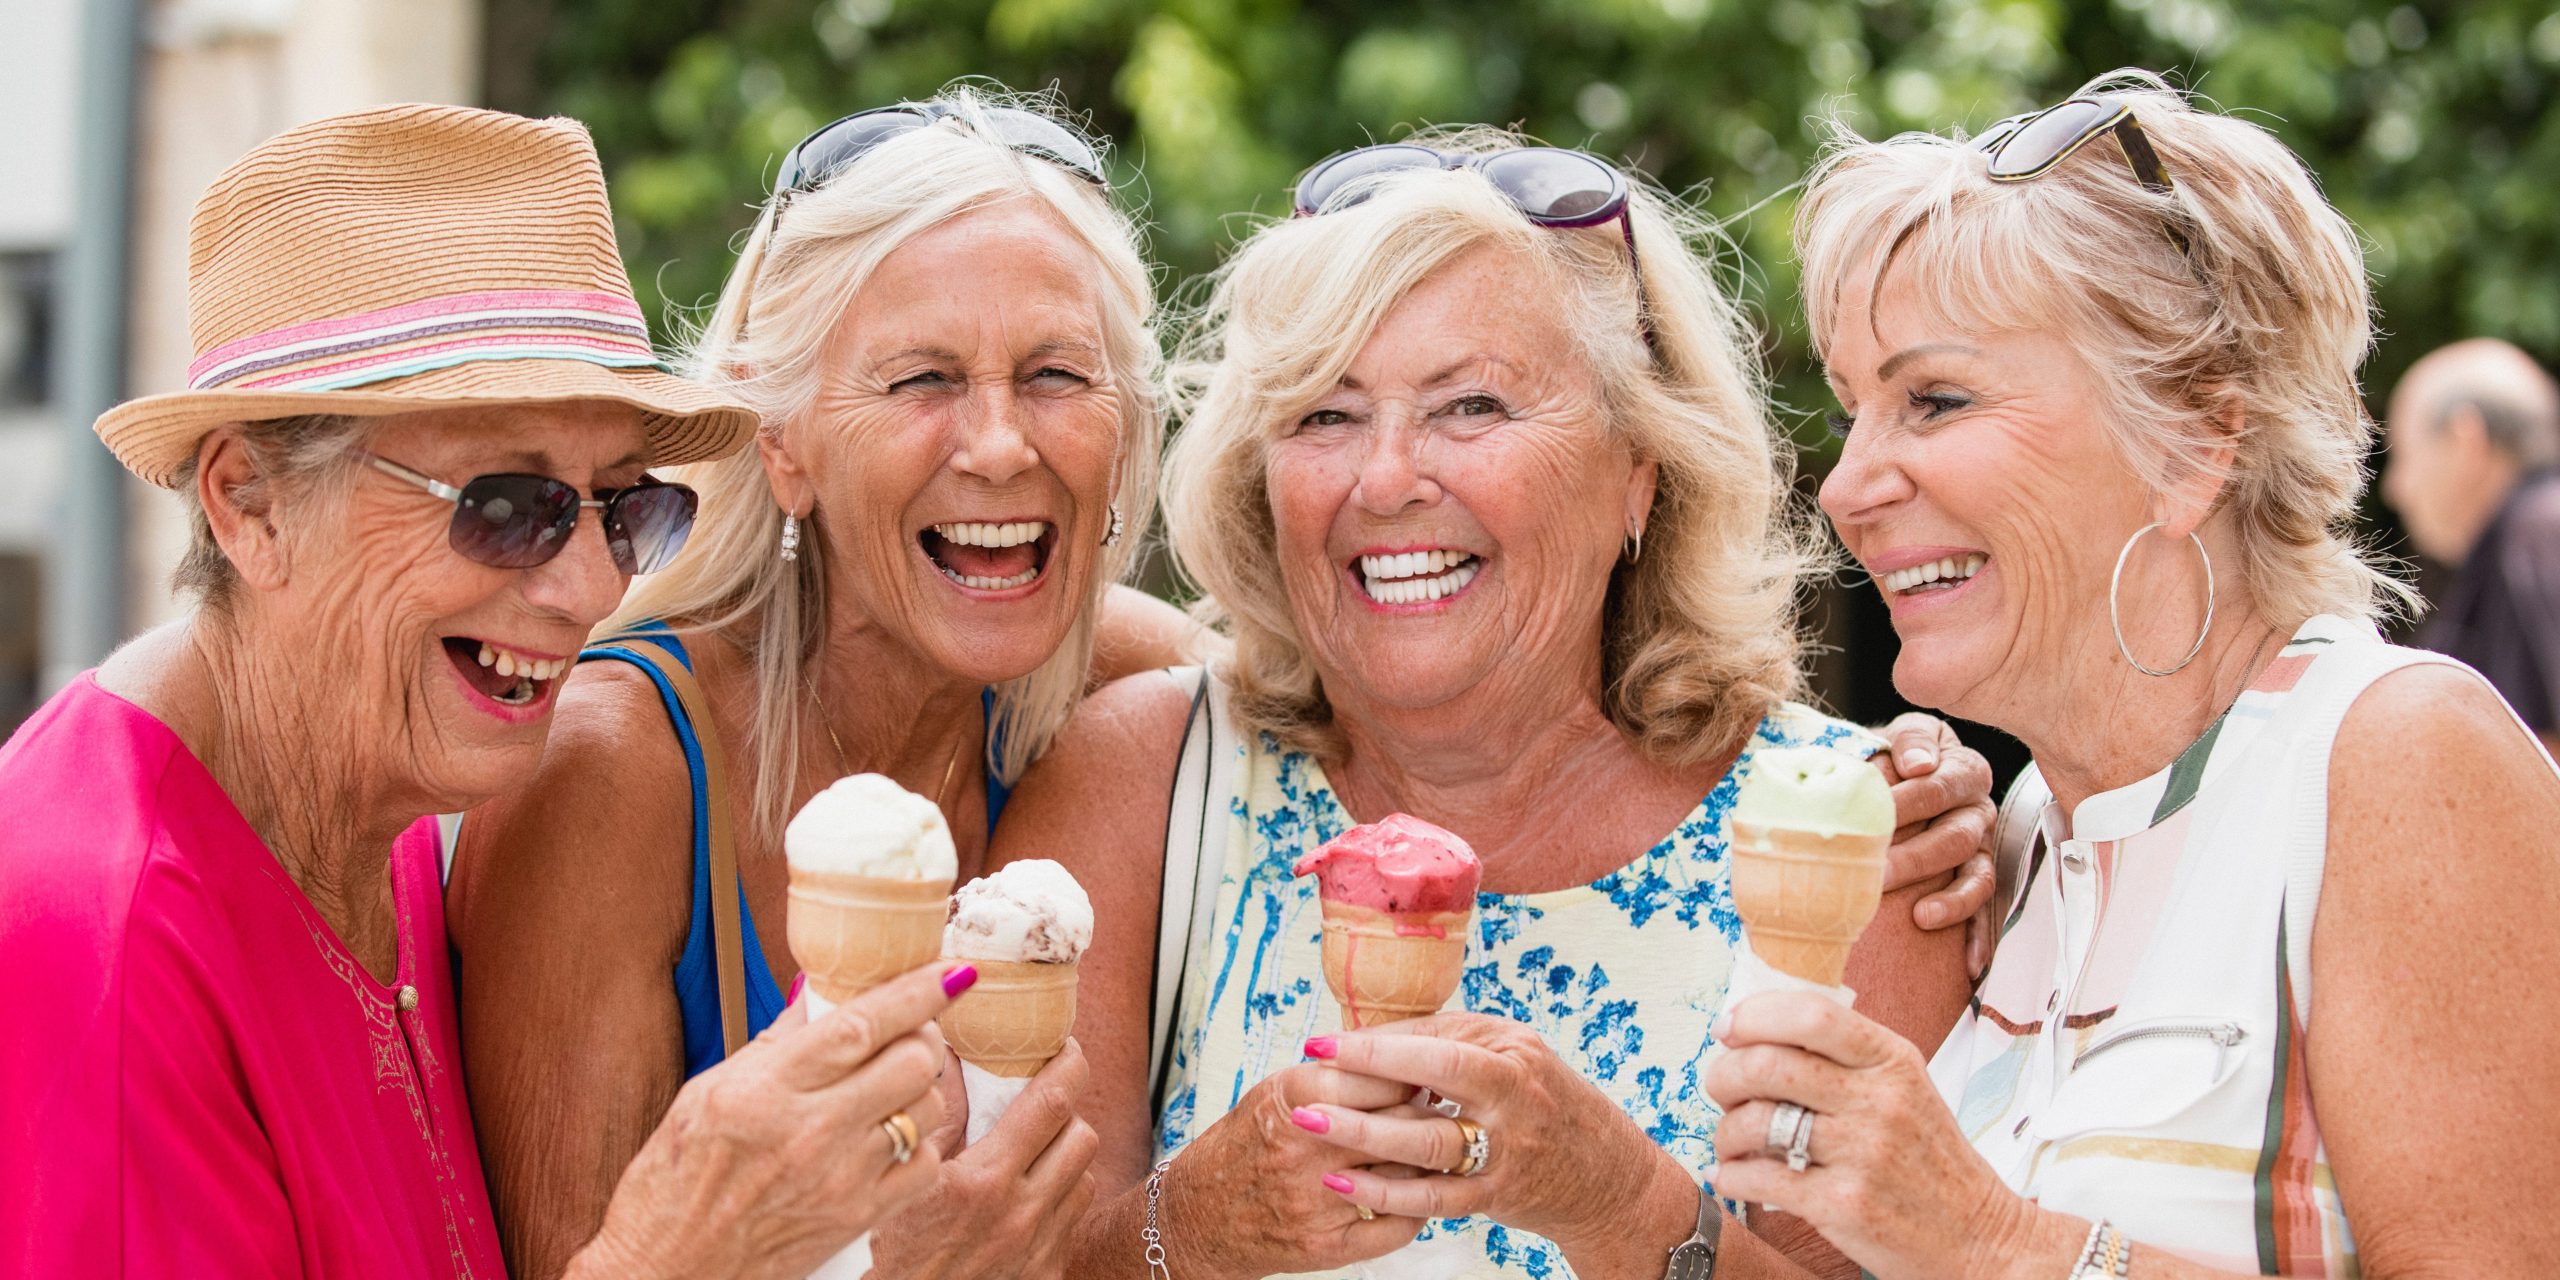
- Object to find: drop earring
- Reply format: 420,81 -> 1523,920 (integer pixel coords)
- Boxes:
779,512 -> 801,562
1102,504 -> 1125,548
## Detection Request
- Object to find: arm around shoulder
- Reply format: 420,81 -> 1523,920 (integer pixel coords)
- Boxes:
448,661 -> 698,1280
2313,662 -> 2560,1274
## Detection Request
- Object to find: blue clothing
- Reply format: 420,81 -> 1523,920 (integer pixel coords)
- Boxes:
579,623 -> 1009,1079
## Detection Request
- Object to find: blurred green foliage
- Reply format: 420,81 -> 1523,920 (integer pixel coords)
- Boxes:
487,0 -> 2560,445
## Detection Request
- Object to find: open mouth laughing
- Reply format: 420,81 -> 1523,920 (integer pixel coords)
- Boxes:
920,520 -> 1057,593
1353,547 -> 1483,607
1878,552 -> 1987,597
441,637 -> 569,711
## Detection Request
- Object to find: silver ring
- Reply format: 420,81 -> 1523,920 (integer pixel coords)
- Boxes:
1766,1102 -> 1806,1160
1422,1088 -> 1462,1119
1786,1110 -> 1815,1173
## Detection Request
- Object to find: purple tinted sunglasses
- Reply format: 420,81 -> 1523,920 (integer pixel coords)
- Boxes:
1292,144 -> 1653,347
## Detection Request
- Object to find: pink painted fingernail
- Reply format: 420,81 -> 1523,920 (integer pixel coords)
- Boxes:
1291,1107 -> 1331,1134
787,972 -> 807,1002
942,964 -> 979,998
1303,1036 -> 1337,1059
1321,1173 -> 1355,1195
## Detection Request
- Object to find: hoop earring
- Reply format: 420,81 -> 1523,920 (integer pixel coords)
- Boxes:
1624,522 -> 1643,564
2109,522 -> 2214,677
778,512 -> 801,563
1102,504 -> 1125,548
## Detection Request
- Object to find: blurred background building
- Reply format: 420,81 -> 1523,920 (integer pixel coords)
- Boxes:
12,0 -> 2560,769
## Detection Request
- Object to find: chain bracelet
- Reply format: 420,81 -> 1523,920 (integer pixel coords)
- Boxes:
1142,1158 -> 1173,1278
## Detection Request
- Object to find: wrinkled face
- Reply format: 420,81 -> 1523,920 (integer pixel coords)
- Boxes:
768,199 -> 1123,684
1817,264 -> 2158,720
261,401 -> 654,810
1265,241 -> 1653,717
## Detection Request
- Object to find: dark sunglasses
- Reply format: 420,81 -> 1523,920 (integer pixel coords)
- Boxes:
1972,95 -> 2192,255
363,453 -> 699,575
774,102 -> 1107,197
1292,144 -> 1655,348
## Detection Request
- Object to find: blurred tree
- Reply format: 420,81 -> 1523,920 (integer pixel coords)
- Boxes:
486,0 -> 2560,762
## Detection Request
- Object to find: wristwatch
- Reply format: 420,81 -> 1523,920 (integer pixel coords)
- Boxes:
1662,1181 -> 1722,1279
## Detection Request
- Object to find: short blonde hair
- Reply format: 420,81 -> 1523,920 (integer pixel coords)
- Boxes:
1796,69 -> 2411,624
1166,127 -> 1811,764
607,85 -> 1161,846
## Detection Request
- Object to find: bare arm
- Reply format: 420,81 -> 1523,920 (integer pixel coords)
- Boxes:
449,663 -> 695,1280
1090,585 -> 1221,687
988,671 -> 1198,1275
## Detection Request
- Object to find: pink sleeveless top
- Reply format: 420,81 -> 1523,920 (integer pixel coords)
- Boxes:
0,674 -> 504,1278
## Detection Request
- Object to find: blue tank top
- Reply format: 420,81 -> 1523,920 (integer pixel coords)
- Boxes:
580,623 -> 1014,1079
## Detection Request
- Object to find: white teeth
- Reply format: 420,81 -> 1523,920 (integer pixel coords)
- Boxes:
495,652 -> 517,679
470,643 -> 565,683
1880,553 -> 1987,594
932,520 -> 1050,549
478,643 -> 496,668
1359,556 -> 1480,605
941,565 -> 1042,590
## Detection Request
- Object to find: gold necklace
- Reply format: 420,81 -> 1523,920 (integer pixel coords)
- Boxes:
802,671 -> 976,817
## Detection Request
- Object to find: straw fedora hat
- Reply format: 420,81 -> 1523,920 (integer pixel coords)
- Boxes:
95,103 -> 759,488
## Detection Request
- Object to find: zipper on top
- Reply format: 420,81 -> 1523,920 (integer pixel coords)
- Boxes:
2073,1019 -> 2246,1070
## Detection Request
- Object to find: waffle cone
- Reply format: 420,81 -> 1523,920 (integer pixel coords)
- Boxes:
1728,819 -> 1888,986
1316,901 -> 1469,1029
939,959 -> 1079,1077
786,870 -> 953,1003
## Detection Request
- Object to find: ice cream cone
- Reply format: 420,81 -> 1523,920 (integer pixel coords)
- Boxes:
1317,901 -> 1470,1028
940,958 -> 1079,1077
787,870 -> 953,1002
1727,819 -> 1887,987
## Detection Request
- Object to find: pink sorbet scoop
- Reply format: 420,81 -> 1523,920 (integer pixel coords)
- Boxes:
1294,813 -> 1482,915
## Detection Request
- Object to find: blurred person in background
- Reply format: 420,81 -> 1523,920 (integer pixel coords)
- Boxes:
2382,338 -> 2560,750
997,129 -> 2002,1279
451,87 -> 1182,1279
1707,71 -> 2560,1277
0,104 -> 961,1280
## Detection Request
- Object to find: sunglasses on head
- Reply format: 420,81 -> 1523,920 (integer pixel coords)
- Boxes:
773,102 -> 1108,198
1972,94 -> 2193,255
363,453 -> 699,576
1291,144 -> 1655,348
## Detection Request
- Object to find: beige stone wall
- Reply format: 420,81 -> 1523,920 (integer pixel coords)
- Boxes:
124,0 -> 483,627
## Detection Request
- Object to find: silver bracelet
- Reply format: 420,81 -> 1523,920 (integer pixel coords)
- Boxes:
1143,1158 -> 1174,1278
2068,1219 -> 2131,1278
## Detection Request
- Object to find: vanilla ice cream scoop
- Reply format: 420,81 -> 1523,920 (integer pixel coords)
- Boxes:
784,773 -> 958,880
945,859 -> 1094,964
1734,746 -> 1896,838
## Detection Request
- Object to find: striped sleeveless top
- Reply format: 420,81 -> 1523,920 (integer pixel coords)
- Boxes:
1155,703 -> 1881,1279
1929,614 -> 2521,1274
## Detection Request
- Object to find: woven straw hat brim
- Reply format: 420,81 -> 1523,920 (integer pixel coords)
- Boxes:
97,356 -> 760,489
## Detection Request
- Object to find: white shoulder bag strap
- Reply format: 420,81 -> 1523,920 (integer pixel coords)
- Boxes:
1149,666 -> 1242,1106
1989,760 -> 2051,933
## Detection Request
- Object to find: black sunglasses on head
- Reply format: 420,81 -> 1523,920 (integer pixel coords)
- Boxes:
1292,144 -> 1654,348
363,454 -> 699,576
774,102 -> 1108,198
1972,94 -> 2193,255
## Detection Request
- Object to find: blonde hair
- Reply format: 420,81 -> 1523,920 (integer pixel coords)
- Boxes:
1796,69 -> 2412,625
607,85 -> 1161,846
1166,127 -> 1811,764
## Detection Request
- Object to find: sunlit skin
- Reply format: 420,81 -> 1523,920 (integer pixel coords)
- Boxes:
102,401 -> 651,982
763,197 -> 1128,698
1816,258 -> 2274,810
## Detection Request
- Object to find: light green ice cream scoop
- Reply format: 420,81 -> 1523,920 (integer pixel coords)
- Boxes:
1734,746 -> 1896,837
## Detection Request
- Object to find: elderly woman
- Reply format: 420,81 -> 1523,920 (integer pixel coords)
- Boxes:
1699,74 -> 2560,1277
996,133 -> 2003,1279
0,105 -> 961,1279
451,89 -> 1179,1277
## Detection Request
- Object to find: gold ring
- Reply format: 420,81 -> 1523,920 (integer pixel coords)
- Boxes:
881,1109 -> 921,1165
1449,1116 -> 1489,1177
1355,1205 -> 1375,1221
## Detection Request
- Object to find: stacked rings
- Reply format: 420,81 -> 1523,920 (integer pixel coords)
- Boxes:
1766,1102 -> 1815,1172
881,1109 -> 921,1165
1451,1117 -> 1491,1177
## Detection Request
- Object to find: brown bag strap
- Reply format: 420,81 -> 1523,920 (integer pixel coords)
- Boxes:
598,633 -> 751,1060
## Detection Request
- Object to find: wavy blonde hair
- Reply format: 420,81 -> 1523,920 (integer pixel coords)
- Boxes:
1796,69 -> 2411,625
607,85 -> 1161,847
1165,127 -> 1812,764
